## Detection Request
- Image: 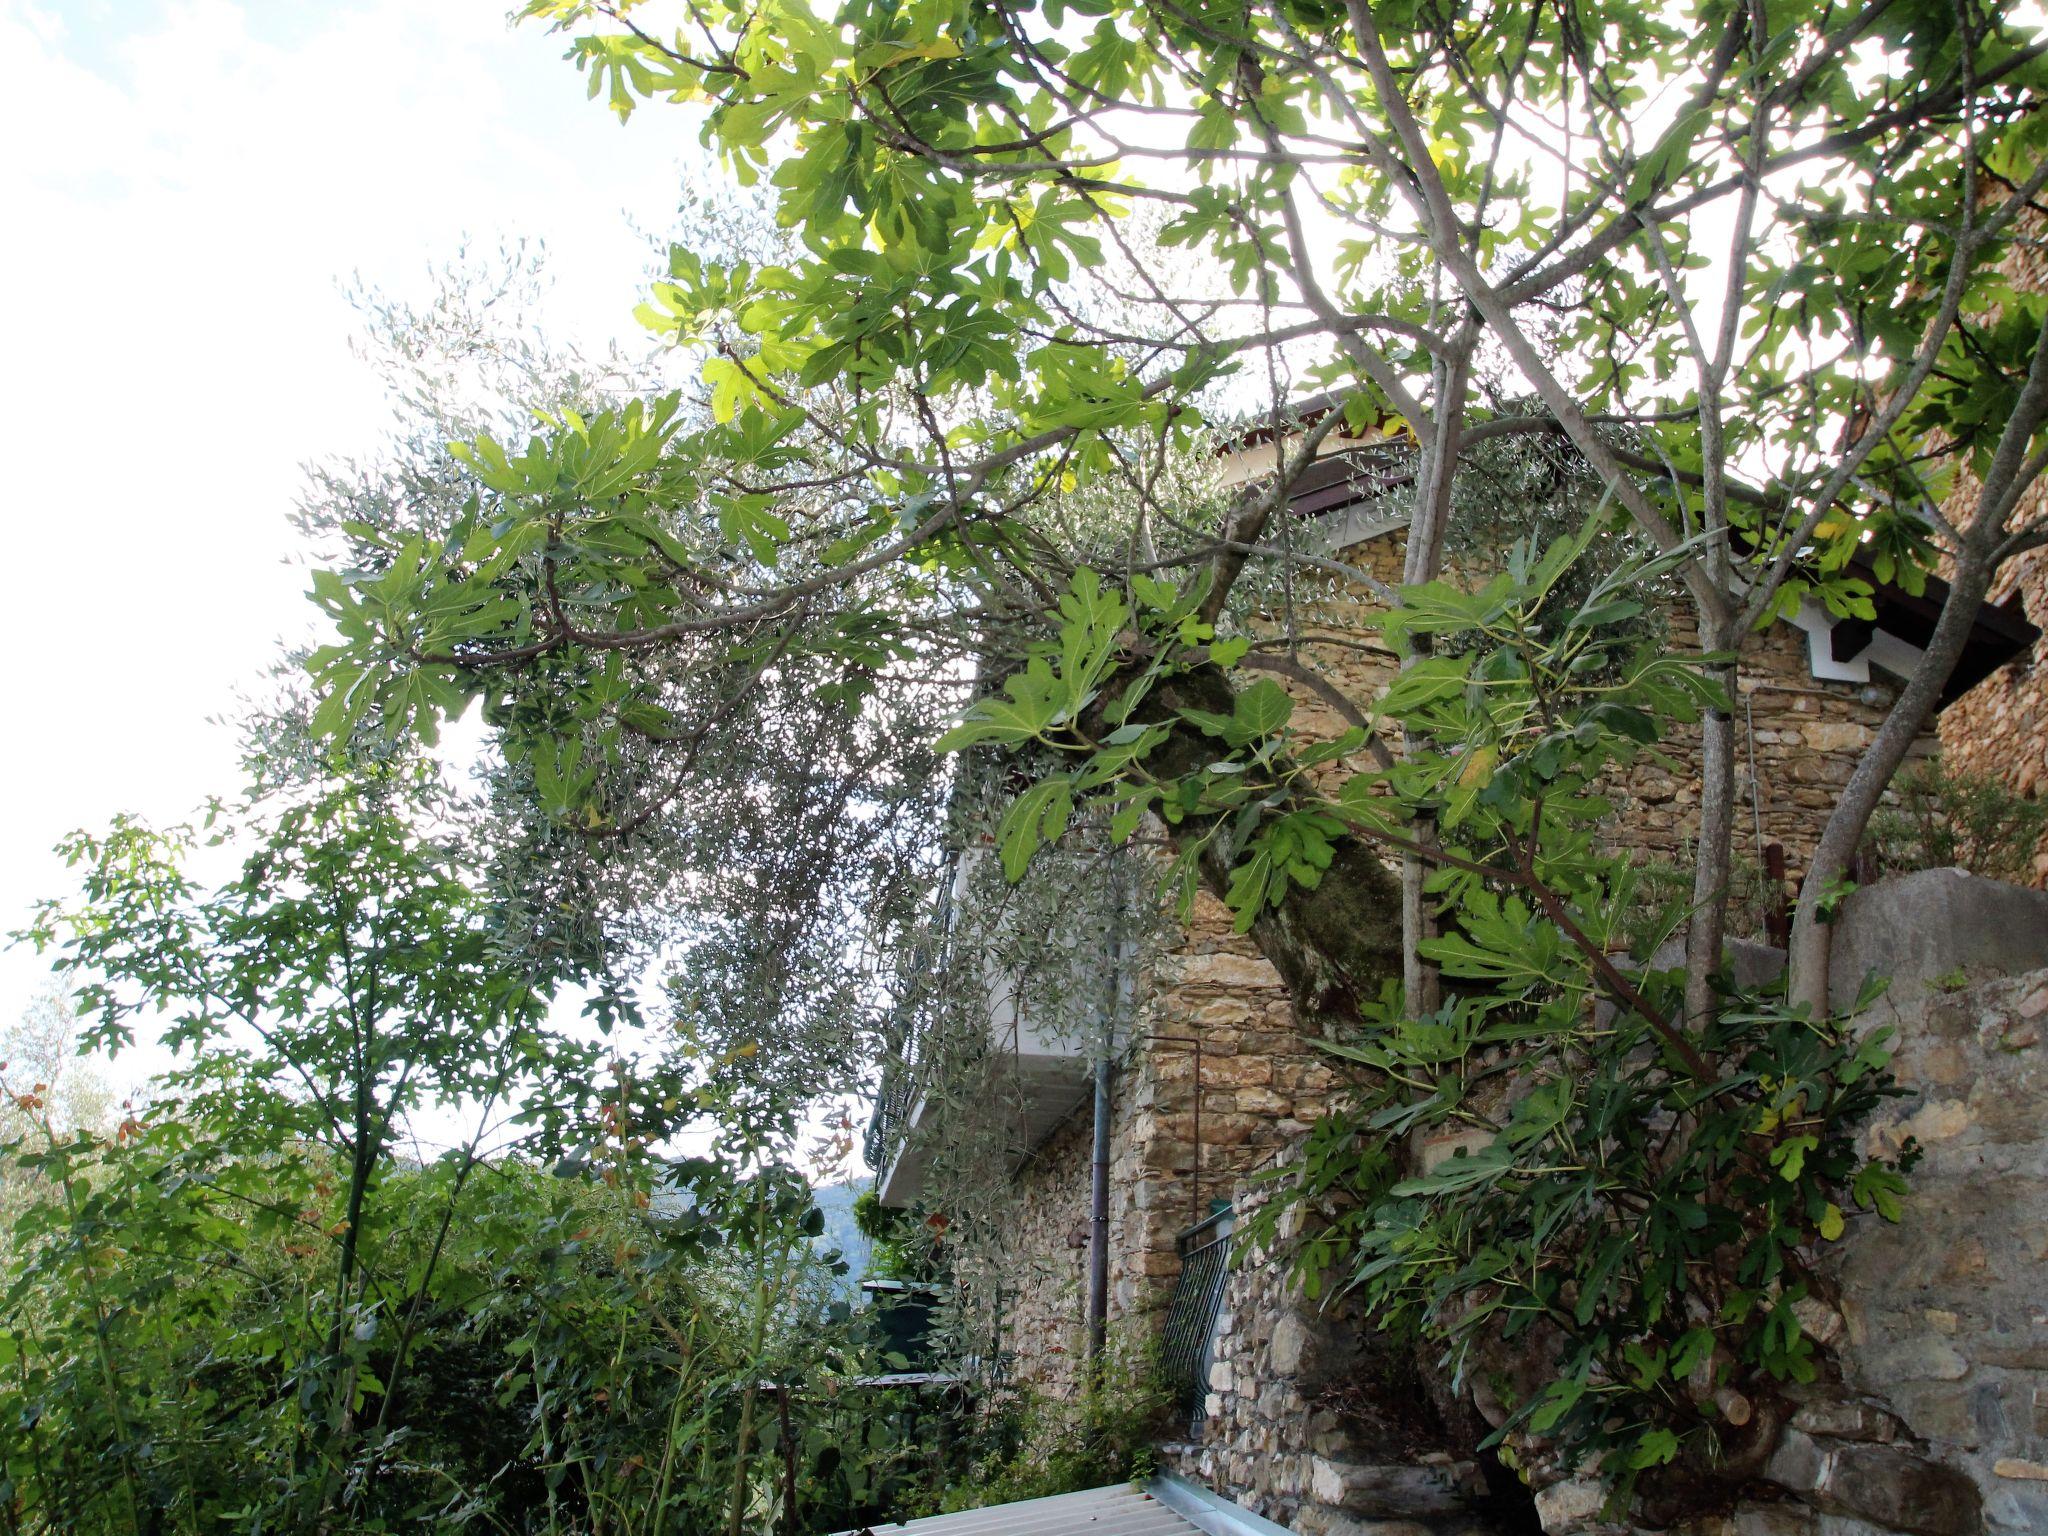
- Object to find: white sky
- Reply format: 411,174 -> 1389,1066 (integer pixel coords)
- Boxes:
0,0 -> 700,1108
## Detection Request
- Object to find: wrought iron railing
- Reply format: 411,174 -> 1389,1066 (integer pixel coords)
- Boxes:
865,1000 -> 930,1175
865,872 -> 954,1175
1158,1204 -> 1234,1422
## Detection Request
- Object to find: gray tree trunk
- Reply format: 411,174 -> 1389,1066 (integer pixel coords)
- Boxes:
1787,554 -> 1995,1012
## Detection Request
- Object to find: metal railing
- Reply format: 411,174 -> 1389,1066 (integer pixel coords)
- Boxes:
865,872 -> 954,1175
1158,1204 -> 1234,1423
865,1000 -> 931,1175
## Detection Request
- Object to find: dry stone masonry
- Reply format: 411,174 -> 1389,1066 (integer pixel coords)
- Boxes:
1939,542 -> 2048,887
994,522 -> 1940,1402
960,511 -> 2029,1534
1153,874 -> 2048,1536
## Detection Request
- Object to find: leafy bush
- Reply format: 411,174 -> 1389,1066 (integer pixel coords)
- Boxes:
1,732 -> 963,1535
1254,976 -> 1914,1494
1867,760 -> 2048,885
0,1103 -> 947,1535
936,1338 -> 1170,1513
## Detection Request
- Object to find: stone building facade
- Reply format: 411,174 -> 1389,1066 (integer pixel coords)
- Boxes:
1939,542 -> 2048,886
1160,872 -> 2048,1536
871,462 -> 2042,1533
997,891 -> 1330,1397
979,507 -> 1963,1403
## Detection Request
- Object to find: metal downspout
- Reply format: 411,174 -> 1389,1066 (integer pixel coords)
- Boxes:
1087,1048 -> 1112,1370
1086,875 -> 1129,1370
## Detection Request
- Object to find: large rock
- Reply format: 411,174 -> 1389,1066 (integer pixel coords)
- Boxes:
1532,1478 -> 1608,1531
1765,1431 -> 1983,1534
1646,935 -> 1789,992
1828,869 -> 2048,1013
1307,1457 -> 1485,1516
1814,1444 -> 1983,1536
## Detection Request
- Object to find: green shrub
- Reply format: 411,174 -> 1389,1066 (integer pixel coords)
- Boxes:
1254,976 -> 1916,1495
936,1338 -> 1169,1512
1867,760 -> 2048,885
0,1124 -> 949,1536
1614,846 -> 1778,960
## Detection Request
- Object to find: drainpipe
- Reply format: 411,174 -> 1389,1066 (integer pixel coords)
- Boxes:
1086,1047 -> 1112,1371
1086,878 -> 1128,1371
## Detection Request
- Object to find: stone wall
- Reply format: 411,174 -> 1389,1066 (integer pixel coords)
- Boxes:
1282,530 -> 1932,891
1933,213 -> 2048,889
997,1105 -> 1095,1395
1163,1162 -> 1512,1536
992,525 -> 1941,1400
1543,877 -> 2048,1536
1158,871 -> 2048,1536
1938,546 -> 2048,887
992,886 -> 1338,1396
1750,956 -> 2048,1536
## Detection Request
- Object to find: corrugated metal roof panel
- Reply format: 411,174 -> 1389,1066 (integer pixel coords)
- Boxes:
841,1476 -> 1294,1536
841,1482 -> 1198,1536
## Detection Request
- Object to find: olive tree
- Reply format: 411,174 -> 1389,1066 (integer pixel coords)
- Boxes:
304,0 -> 2047,1049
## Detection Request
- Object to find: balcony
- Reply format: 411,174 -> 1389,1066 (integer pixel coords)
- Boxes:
869,852 -> 1120,1207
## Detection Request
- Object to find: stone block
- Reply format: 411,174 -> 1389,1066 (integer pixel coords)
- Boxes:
1308,1458 -> 1483,1517
1868,1335 -> 1972,1384
1793,1295 -> 1847,1350
1415,1125 -> 1494,1174
1204,1053 -> 1274,1088
1811,1443 -> 1983,1536
1766,1429 -> 1830,1495
1791,1400 -> 1901,1443
1176,952 -> 1286,991
1829,870 -> 2048,1012
1271,1315 -> 1311,1376
1532,1478 -> 1608,1531
1806,721 -> 1874,753
1984,1483 -> 2048,1536
1199,1112 -> 1266,1147
1231,1086 -> 1291,1117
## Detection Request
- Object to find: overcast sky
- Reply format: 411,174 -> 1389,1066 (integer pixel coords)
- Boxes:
0,0 -> 701,1101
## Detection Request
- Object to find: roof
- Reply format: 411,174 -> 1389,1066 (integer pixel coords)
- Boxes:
839,1476 -> 1294,1536
1832,557 -> 2038,707
1223,392 -> 2042,704
1260,439 -> 2039,713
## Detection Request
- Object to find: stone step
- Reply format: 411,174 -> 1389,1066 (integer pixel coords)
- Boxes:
1309,1456 -> 1490,1517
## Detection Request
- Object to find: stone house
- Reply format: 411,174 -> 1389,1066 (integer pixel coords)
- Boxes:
1935,219 -> 2048,887
863,422 -> 2047,1535
1940,542 -> 2048,883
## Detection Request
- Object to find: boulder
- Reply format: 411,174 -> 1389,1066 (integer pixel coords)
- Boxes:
1308,1457 -> 1485,1517
1828,870 -> 2048,1014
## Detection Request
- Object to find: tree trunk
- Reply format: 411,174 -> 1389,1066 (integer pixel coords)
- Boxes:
1123,663 -> 1406,1016
1684,636 -> 1739,1027
1787,553 -> 1996,1013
